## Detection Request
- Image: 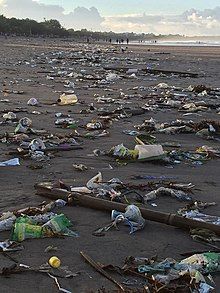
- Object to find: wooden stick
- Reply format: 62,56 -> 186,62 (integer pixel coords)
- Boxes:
35,184 -> 220,236
80,251 -> 125,292
103,66 -> 198,78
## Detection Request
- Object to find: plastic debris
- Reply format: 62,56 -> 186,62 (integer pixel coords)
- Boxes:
57,94 -> 78,105
111,205 -> 145,234
0,158 -> 20,166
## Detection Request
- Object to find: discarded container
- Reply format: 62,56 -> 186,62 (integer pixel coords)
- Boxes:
57,94 -> 78,105
135,144 -> 165,160
109,144 -> 165,161
49,256 -> 61,268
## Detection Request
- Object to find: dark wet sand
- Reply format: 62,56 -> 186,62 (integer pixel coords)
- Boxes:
0,37 -> 220,292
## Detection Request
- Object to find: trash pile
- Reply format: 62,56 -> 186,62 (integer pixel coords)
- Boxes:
1,39 -> 220,292
0,200 -> 78,242
83,251 -> 218,292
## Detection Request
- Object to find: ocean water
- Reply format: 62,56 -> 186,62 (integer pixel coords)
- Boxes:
131,40 -> 220,47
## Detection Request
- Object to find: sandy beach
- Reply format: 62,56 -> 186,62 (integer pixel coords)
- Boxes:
0,37 -> 220,292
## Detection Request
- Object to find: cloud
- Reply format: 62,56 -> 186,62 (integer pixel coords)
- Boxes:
102,13 -> 163,34
102,7 -> 220,36
0,0 -> 219,35
62,7 -> 104,30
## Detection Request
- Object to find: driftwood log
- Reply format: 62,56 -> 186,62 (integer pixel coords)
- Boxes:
35,183 -> 220,235
104,66 -> 199,78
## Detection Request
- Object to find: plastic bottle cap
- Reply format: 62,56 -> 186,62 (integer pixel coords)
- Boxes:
49,256 -> 61,268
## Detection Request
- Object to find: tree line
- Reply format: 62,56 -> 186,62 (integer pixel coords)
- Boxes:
0,15 -> 68,36
0,14 -> 183,41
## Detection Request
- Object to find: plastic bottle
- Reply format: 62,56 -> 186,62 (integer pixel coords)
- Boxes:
57,94 -> 78,105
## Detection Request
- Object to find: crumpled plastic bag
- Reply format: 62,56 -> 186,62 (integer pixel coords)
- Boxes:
137,252 -> 220,290
27,98 -> 39,106
106,73 -> 120,82
15,117 -> 32,134
0,158 -> 20,166
86,172 -> 102,189
29,138 -> 46,152
111,205 -> 145,234
181,210 -> 220,225
144,187 -> 192,203
109,143 -> 138,160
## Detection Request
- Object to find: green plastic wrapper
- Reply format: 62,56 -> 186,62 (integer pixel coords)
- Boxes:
12,222 -> 43,242
11,214 -> 78,242
43,214 -> 78,237
180,252 -> 220,273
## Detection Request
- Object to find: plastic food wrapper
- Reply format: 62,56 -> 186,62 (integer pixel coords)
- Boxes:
11,214 -> 78,242
182,210 -> 220,225
180,252 -> 220,274
111,205 -> 145,234
11,216 -> 45,242
109,143 -> 138,160
138,253 -> 220,275
0,158 -> 20,166
43,214 -> 78,237
137,253 -> 220,291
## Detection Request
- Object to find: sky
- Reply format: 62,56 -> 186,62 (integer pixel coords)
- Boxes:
0,0 -> 220,35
